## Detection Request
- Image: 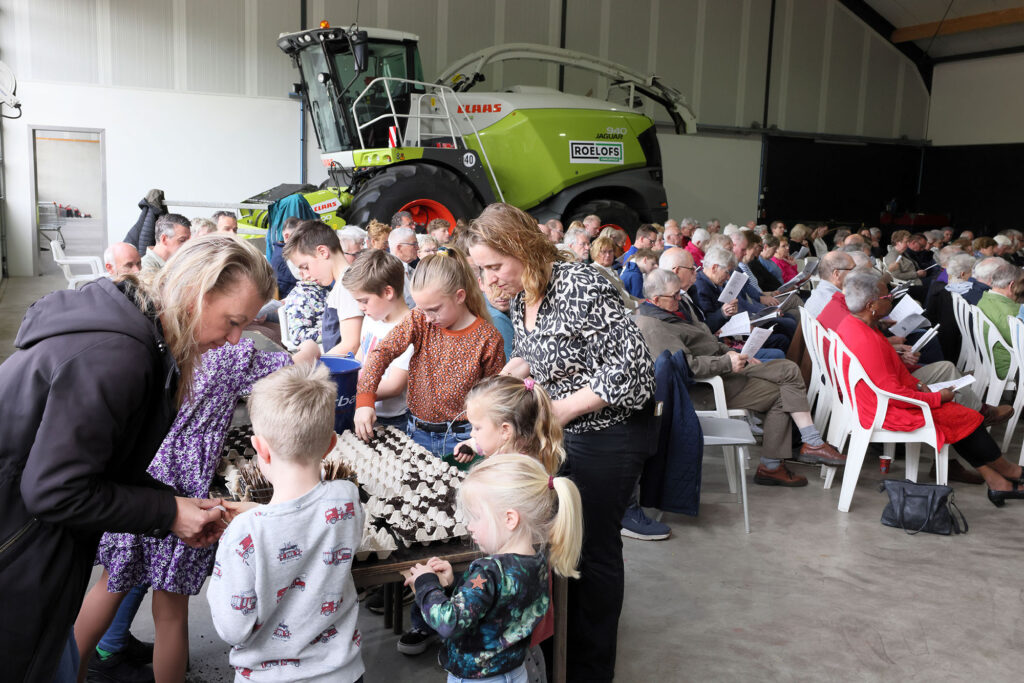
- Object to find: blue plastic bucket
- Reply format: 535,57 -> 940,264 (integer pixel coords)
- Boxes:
320,355 -> 362,434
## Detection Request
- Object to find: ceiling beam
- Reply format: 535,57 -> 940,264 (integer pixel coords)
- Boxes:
892,6 -> 1024,44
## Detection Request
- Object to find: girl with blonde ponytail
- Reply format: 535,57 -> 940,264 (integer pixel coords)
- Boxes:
459,374 -> 564,475
405,454 -> 582,681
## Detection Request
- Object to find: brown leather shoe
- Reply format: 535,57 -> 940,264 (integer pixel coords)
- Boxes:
930,460 -> 986,485
980,404 -> 1014,427
754,463 -> 808,487
797,442 -> 847,466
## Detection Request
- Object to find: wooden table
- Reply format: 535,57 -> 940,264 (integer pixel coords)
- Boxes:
351,542 -> 568,683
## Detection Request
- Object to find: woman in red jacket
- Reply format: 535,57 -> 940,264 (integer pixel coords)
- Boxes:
835,268 -> 1024,506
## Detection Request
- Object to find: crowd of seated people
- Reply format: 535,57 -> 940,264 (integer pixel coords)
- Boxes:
76,203 -> 1024,682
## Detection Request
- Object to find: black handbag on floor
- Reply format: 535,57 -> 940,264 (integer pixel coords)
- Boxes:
879,479 -> 968,535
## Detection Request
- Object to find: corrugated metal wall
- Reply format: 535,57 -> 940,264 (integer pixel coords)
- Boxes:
0,0 -> 929,140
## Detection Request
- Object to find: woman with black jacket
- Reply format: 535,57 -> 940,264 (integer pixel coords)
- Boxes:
0,235 -> 276,681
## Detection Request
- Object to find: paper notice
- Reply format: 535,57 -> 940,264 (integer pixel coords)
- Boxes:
889,313 -> 931,338
928,374 -> 975,393
888,295 -> 924,323
717,311 -> 751,337
718,270 -> 749,303
740,325 -> 774,358
910,325 -> 939,353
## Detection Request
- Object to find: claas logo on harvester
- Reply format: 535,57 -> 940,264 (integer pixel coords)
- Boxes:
456,104 -> 502,114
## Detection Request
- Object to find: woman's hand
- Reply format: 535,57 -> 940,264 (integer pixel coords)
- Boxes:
220,500 -> 258,524
171,497 -> 228,548
939,388 -> 955,403
354,406 -> 377,442
501,357 -> 532,379
292,339 -> 321,365
722,299 -> 739,317
427,557 -> 454,587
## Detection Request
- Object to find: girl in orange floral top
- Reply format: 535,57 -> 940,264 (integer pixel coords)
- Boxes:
354,247 -> 505,457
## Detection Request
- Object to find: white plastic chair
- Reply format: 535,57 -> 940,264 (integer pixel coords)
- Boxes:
831,336 -> 949,513
50,240 -> 104,289
693,375 -> 751,495
976,309 -> 1017,407
1001,316 -> 1024,455
798,308 -> 825,428
950,293 -> 980,374
699,415 -> 756,533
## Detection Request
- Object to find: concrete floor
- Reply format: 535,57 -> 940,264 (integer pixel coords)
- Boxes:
3,273 -> 1024,682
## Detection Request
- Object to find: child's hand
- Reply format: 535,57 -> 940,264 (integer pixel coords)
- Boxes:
454,438 -> 477,463
403,562 -> 436,588
220,500 -> 258,524
293,339 -> 321,365
354,406 -> 377,441
427,557 -> 454,586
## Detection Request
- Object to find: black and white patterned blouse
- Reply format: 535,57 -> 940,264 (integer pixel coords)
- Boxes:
511,261 -> 655,434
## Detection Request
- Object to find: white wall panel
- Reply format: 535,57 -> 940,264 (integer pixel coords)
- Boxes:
563,0 -> 603,98
108,0 -> 174,90
660,132 -> 761,223
185,0 -> 245,95
929,53 -> 1024,145
823,6 -> 864,136
3,81 -> 300,276
29,0 -> 99,83
698,0 -> 743,126
778,0 -> 826,133
256,0 -> 300,98
862,34 -> 900,138
503,0 -> 558,90
739,0 -> 771,128
654,0 -> 699,125
900,68 -> 928,139
445,0 -> 499,88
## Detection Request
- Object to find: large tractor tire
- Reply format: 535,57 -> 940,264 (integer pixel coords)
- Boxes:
566,199 -> 641,238
347,164 -> 483,230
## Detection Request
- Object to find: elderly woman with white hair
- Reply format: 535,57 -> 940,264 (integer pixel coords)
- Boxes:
836,268 -> 1024,506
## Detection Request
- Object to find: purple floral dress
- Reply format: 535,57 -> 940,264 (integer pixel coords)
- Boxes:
96,339 -> 291,595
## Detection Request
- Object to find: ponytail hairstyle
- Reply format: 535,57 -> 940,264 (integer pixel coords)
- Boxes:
130,234 -> 275,404
466,375 -> 564,475
409,246 -> 490,323
460,454 -> 582,578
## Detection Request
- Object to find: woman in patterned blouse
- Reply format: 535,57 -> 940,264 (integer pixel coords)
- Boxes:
467,203 -> 656,683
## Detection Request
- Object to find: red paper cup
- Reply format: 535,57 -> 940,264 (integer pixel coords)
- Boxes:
879,456 -> 893,473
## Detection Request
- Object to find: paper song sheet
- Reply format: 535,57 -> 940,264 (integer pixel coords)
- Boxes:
718,270 -> 749,303
717,311 -> 750,337
740,325 -> 774,358
928,375 -> 975,393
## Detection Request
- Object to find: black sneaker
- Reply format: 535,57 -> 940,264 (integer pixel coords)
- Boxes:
121,634 -> 155,666
86,650 -> 154,683
397,627 -> 436,655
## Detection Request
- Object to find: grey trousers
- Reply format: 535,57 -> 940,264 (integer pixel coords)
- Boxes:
911,360 -> 982,411
690,359 -> 810,457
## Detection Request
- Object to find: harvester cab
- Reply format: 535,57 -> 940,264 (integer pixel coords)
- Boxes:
252,22 -> 697,237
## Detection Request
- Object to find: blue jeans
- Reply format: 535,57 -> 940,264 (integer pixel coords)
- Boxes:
447,664 -> 527,683
406,415 -> 471,459
97,584 -> 148,653
754,347 -> 785,362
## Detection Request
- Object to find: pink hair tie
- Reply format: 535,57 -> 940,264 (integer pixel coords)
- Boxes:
548,476 -> 555,490
524,378 -> 535,391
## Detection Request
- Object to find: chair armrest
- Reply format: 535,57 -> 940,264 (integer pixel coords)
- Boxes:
693,375 -> 729,418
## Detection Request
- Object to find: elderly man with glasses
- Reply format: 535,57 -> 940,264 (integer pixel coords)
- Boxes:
633,266 -> 846,487
388,226 -> 420,307
804,251 -> 856,317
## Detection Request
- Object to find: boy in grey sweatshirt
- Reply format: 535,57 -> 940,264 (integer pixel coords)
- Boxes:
208,364 -> 365,681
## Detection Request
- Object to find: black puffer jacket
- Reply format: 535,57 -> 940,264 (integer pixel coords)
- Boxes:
0,277 -> 179,681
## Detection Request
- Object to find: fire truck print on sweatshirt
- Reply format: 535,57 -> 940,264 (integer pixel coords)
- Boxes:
207,480 -> 367,681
